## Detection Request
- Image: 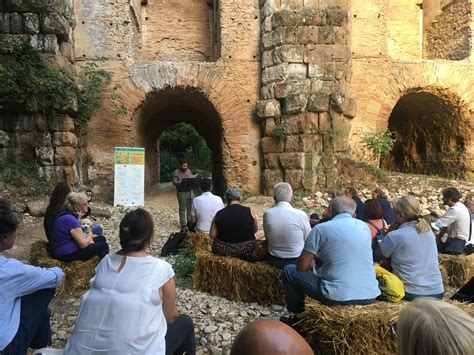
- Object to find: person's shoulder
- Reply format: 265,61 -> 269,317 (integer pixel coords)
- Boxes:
149,256 -> 173,270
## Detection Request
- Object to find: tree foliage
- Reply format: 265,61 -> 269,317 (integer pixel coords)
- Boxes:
360,130 -> 396,162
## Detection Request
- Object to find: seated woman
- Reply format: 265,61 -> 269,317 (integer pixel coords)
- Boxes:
372,188 -> 393,224
380,196 -> 444,301
397,298 -> 474,355
50,192 -> 109,262
210,187 -> 258,258
43,181 -> 72,242
1,200 -> 64,354
66,209 -> 196,354
364,199 -> 389,239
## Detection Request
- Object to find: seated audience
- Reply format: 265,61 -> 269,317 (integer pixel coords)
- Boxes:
44,181 -> 72,242
364,199 -> 389,239
1,200 -> 64,354
50,192 -> 109,262
190,178 -> 224,233
263,182 -> 311,268
344,186 -> 364,220
372,188 -> 393,224
381,196 -> 444,301
281,197 -> 380,325
230,319 -> 312,355
66,209 -> 196,354
310,188 -> 344,227
464,198 -> 473,254
397,298 -> 474,355
432,187 -> 470,255
210,187 -> 258,258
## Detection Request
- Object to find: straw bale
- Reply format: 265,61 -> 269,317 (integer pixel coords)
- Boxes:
193,250 -> 284,305
183,232 -> 212,251
299,299 -> 474,354
439,254 -> 474,288
29,240 -> 98,295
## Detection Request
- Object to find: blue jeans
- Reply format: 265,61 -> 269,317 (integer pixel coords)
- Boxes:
283,265 -> 376,313
404,292 -> 444,301
439,238 -> 465,255
267,255 -> 298,269
91,223 -> 103,236
1,288 -> 55,354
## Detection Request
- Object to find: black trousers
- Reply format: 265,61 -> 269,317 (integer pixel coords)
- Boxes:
165,314 -> 196,355
54,236 -> 109,262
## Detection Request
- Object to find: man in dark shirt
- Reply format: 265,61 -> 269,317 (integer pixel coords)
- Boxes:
345,186 -> 364,220
172,159 -> 194,229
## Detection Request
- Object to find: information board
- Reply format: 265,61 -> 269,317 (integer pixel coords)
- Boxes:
114,147 -> 145,206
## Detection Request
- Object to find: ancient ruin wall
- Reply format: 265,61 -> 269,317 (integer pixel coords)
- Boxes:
258,0 -> 356,193
424,0 -> 472,60
0,0 -> 78,184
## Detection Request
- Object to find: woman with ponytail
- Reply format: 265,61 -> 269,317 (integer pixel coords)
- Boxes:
380,196 -> 444,301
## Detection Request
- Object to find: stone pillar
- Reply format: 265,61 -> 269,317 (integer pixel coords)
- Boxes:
258,0 -> 356,193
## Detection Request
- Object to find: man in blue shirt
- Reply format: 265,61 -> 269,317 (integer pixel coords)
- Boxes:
0,200 -> 64,354
281,197 -> 380,325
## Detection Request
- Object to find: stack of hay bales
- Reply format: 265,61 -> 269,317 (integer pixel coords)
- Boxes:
183,232 -> 212,251
193,250 -> 284,305
299,299 -> 474,354
30,240 -> 98,295
439,254 -> 474,288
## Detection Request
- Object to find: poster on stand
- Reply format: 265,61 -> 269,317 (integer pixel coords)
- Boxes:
114,147 -> 145,206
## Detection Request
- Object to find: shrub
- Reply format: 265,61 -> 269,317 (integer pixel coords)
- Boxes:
360,130 -> 396,163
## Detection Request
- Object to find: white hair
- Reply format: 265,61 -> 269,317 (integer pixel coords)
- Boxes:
273,182 -> 293,203
64,192 -> 87,213
331,196 -> 356,216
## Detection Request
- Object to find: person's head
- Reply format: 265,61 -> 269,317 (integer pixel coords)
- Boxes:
119,208 -> 154,252
46,181 -> 72,215
230,319 -> 313,355
224,187 -> 241,205
330,196 -> 356,217
392,195 -> 430,233
64,192 -> 89,217
397,298 -> 474,355
372,188 -> 387,200
0,200 -> 22,252
363,199 -> 384,220
200,178 -> 212,193
330,187 -> 344,199
442,187 -> 461,206
344,186 -> 358,198
178,158 -> 188,171
273,182 -> 293,204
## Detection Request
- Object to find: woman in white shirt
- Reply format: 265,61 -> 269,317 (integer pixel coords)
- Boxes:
66,209 -> 195,354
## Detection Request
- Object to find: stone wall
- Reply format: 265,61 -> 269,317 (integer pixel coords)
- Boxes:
0,0 -> 78,184
258,0 -> 355,193
424,0 -> 472,60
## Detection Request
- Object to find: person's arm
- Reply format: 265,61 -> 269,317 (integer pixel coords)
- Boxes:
14,262 -> 64,297
296,250 -> 320,271
297,228 -> 323,271
380,234 -> 395,258
171,171 -> 181,186
435,208 -> 457,229
190,201 -> 197,225
250,209 -> 258,233
302,214 -> 312,239
161,277 -> 179,324
70,228 -> 93,249
209,217 -> 218,240
437,227 -> 448,241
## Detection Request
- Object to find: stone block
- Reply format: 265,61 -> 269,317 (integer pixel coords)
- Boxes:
38,166 -> 54,181
287,63 -> 307,79
9,13 -> 22,33
326,8 -> 348,26
262,32 -> 274,49
39,34 -> 59,53
282,94 -> 307,114
48,115 -> 75,132
308,63 -> 324,79
301,9 -> 326,26
256,99 -> 281,118
332,115 -> 351,152
59,41 -> 74,61
37,132 -> 52,147
273,45 -> 304,64
0,130 -> 9,148
261,136 -> 284,154
330,92 -> 345,113
261,83 -> 275,100
11,131 -> 36,147
318,26 -> 333,44
23,13 -> 39,34
53,132 -> 77,147
285,134 -> 319,152
318,112 -> 331,130
274,79 -> 310,99
264,153 -> 280,169
263,169 -> 284,193
282,112 -> 318,135
262,64 -> 288,85
273,26 -> 297,46
324,62 -> 336,79
285,169 -> 304,189
335,63 -> 346,80
0,13 -> 10,33
343,98 -> 357,118
307,93 -> 329,112
14,114 -> 36,132
54,146 -> 76,165
305,44 -> 350,63
279,152 -> 305,170
264,118 -> 276,136
311,79 -> 336,95
41,13 -> 69,42
35,147 -> 54,165
34,113 -> 48,131
263,15 -> 273,32
272,10 -> 302,27
262,50 -> 274,68
333,26 -> 347,45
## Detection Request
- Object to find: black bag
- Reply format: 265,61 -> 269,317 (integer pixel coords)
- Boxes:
161,229 -> 187,257
451,277 -> 474,303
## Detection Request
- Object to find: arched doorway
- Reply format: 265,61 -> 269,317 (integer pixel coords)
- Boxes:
383,87 -> 469,178
133,87 -> 225,195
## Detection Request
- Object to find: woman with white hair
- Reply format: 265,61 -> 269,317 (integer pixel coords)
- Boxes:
397,298 -> 474,355
380,195 -> 443,300
50,192 -> 109,262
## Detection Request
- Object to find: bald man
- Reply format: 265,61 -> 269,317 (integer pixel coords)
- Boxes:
230,319 -> 313,355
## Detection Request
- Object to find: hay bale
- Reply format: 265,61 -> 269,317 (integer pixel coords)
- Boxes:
30,240 -> 98,295
193,250 -> 284,305
183,232 -> 212,251
439,254 -> 474,288
299,299 -> 474,354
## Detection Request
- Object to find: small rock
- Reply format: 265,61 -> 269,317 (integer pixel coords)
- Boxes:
271,304 -> 284,311
222,332 -> 232,341
239,310 -> 248,317
260,309 -> 271,316
204,325 -> 218,334
26,200 -> 47,217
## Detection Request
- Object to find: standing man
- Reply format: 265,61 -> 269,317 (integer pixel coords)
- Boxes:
190,178 -> 224,234
263,182 -> 311,269
172,158 -> 195,229
432,187 -> 471,255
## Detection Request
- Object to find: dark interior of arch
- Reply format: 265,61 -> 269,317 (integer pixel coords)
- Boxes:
135,87 -> 225,195
383,90 -> 468,178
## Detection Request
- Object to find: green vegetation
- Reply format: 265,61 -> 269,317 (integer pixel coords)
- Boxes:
159,123 -> 212,182
360,130 -> 396,163
172,249 -> 196,289
273,124 -> 288,142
